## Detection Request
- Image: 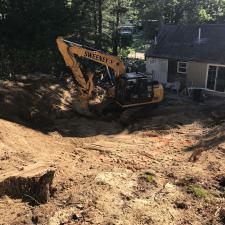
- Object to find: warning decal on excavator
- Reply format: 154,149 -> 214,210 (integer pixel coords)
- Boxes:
84,51 -> 113,64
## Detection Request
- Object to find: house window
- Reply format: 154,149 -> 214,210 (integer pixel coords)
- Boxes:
206,65 -> 225,92
177,61 -> 188,74
0,13 -> 7,20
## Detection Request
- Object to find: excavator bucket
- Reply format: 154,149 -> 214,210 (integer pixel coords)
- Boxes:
72,94 -> 94,117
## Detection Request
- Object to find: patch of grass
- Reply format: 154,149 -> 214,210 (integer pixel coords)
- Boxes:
188,184 -> 207,198
146,175 -> 154,183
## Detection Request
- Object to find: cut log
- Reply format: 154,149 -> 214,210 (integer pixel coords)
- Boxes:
0,164 -> 55,204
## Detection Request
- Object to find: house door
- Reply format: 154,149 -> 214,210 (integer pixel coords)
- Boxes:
215,67 -> 225,92
146,58 -> 168,84
207,65 -> 225,92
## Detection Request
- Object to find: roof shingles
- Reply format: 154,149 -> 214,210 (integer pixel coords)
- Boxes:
146,24 -> 225,64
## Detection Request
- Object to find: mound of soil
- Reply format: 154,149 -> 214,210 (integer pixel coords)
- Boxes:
0,75 -> 75,128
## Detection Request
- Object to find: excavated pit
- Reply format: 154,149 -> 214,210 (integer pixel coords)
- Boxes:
0,75 -> 225,225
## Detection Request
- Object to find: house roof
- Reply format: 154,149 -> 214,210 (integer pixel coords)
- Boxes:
145,24 -> 225,64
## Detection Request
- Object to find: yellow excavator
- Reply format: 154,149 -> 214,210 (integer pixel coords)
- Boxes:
56,37 -> 164,117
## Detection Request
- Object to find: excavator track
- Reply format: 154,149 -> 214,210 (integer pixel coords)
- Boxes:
119,104 -> 158,126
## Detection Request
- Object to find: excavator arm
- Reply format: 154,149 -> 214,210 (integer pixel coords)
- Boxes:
56,37 -> 127,113
56,37 -> 126,83
56,37 -> 89,94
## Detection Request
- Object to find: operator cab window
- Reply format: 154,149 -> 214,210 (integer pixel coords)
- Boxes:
177,61 -> 188,74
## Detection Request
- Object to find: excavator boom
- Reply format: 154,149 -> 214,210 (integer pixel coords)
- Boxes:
57,37 -> 126,78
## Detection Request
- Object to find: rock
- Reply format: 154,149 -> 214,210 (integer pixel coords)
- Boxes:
217,175 -> 225,187
31,216 -> 39,224
72,211 -> 82,221
76,204 -> 84,210
166,172 -> 177,179
219,207 -> 225,220
49,207 -> 82,225
175,201 -> 188,209
165,183 -> 177,193
144,169 -> 156,176
0,154 -> 10,161
218,145 -> 225,152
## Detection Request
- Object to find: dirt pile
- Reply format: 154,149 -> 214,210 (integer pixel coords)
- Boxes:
0,74 -> 75,128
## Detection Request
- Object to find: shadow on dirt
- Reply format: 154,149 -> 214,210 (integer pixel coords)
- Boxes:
0,76 -> 70,132
126,95 -> 212,133
0,76 -> 125,137
0,77 -> 224,139
184,122 -> 225,161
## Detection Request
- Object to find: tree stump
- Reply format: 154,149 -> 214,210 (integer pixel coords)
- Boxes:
0,164 -> 55,204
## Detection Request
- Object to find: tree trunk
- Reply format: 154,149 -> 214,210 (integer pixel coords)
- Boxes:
94,0 -> 98,47
97,0 -> 103,49
112,0 -> 120,56
159,0 -> 165,26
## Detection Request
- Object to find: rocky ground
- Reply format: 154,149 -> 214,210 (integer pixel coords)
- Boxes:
0,75 -> 224,225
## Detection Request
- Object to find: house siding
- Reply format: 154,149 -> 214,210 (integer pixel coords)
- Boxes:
187,62 -> 208,88
167,60 -> 187,88
146,58 -> 209,89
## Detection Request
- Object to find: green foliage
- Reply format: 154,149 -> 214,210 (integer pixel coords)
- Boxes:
0,0 -> 72,75
131,0 -> 225,25
118,48 -> 131,58
146,175 -> 154,183
188,184 -> 207,198
198,8 -> 213,22
1,0 -> 225,75
0,0 -> 135,75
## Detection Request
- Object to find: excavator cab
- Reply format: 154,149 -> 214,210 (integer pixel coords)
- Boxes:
115,72 -> 156,106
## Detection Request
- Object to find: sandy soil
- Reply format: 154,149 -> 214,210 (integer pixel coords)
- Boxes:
0,76 -> 224,225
